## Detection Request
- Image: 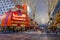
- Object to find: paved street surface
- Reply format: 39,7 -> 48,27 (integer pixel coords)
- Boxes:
0,32 -> 60,40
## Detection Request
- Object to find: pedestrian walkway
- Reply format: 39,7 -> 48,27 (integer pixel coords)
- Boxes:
0,31 -> 60,40
23,31 -> 47,34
